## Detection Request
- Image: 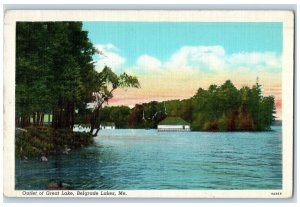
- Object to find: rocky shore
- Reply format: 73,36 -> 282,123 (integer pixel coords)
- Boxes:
15,126 -> 94,160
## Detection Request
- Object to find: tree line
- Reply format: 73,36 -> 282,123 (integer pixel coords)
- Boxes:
16,22 -> 139,136
16,22 -> 275,132
90,80 -> 276,131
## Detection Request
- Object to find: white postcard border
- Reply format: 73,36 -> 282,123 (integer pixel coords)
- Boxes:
3,10 -> 294,198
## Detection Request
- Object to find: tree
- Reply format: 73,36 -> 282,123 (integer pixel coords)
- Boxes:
16,22 -> 97,129
247,82 -> 263,129
90,66 -> 140,136
189,80 -> 274,131
16,23 -> 54,127
48,22 -> 97,129
258,96 -> 276,130
218,113 -> 228,131
99,106 -> 132,128
128,104 -> 144,128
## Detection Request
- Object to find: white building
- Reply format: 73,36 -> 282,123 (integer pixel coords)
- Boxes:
157,117 -> 190,132
100,122 -> 115,130
86,102 -> 96,109
73,124 -> 91,132
86,102 -> 109,110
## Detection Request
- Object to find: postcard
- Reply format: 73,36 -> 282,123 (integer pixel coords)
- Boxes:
3,10 -> 294,198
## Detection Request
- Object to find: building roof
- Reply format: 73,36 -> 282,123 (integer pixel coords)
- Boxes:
158,117 -> 190,125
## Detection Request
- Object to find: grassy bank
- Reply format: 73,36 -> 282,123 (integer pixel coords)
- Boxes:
15,126 -> 94,159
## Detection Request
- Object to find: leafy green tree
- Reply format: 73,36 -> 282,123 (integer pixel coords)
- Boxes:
218,113 -> 228,131
258,96 -> 276,130
128,104 -> 144,128
48,22 -> 97,129
89,66 -> 140,135
16,22 -> 97,129
247,82 -> 263,129
16,23 -> 54,127
104,106 -> 132,128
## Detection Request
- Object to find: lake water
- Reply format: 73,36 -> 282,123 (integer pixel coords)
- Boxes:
16,126 -> 282,190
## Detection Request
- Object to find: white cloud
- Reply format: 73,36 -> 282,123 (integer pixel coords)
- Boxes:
136,55 -> 162,71
94,44 -> 125,72
165,46 -> 226,72
95,44 -> 119,52
131,46 -> 281,75
93,44 -> 281,77
228,52 -> 282,72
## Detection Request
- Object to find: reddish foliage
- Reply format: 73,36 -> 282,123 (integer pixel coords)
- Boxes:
208,121 -> 219,131
227,111 -> 238,131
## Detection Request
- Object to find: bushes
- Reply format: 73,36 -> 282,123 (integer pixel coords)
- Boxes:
15,126 -> 94,159
53,129 -> 93,149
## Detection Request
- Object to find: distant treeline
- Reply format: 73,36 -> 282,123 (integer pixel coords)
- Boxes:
78,80 -> 276,131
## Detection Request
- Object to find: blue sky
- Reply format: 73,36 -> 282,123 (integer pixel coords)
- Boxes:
83,22 -> 282,66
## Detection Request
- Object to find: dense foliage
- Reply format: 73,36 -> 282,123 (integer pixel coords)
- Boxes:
94,80 -> 276,131
16,22 -> 139,133
16,22 -> 98,129
190,80 -> 275,131
88,66 -> 140,136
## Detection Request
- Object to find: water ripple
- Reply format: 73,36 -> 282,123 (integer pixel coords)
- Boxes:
16,126 -> 282,190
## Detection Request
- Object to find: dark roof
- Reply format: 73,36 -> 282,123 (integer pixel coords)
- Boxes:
158,117 -> 190,125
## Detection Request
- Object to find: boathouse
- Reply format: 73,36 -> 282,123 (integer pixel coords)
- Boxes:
157,117 -> 190,132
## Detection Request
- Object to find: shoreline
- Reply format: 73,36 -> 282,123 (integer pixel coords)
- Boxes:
15,126 -> 94,160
